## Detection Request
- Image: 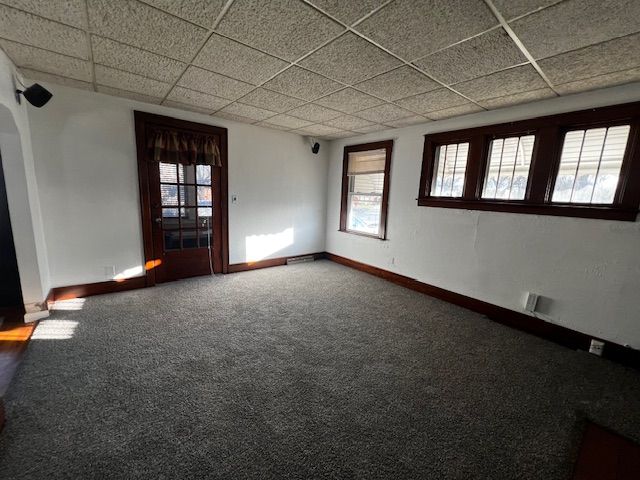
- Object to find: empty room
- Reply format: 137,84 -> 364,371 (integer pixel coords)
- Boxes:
1,0 -> 640,478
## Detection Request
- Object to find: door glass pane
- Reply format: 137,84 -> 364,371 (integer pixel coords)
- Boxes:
180,185 -> 196,206
164,230 -> 180,250
196,165 -> 211,185
181,207 -> 197,228
182,229 -> 198,249
199,229 -> 212,248
162,208 -> 179,229
178,164 -> 184,183
160,162 -> 177,183
198,207 -> 212,229
160,184 -> 178,206
197,186 -> 212,206
181,164 -> 196,184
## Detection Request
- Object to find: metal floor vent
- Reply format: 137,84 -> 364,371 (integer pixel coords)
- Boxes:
286,255 -> 315,265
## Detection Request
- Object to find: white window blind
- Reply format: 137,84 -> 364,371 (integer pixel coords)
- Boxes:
348,149 -> 386,175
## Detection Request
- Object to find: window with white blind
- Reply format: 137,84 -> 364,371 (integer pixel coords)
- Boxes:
482,135 -> 535,200
341,141 -> 393,238
430,142 -> 469,197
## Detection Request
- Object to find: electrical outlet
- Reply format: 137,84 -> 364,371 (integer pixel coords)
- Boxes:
589,339 -> 605,356
231,194 -> 238,204
524,292 -> 539,312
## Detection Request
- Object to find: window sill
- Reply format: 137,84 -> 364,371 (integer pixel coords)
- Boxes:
339,229 -> 386,240
417,198 -> 638,221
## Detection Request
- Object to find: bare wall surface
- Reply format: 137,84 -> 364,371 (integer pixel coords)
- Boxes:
27,84 -> 328,287
326,83 -> 640,350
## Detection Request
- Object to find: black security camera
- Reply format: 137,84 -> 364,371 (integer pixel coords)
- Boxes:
16,83 -> 53,108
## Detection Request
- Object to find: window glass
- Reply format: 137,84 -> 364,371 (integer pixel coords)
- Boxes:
482,135 -> 535,200
430,143 -> 469,197
347,172 -> 383,235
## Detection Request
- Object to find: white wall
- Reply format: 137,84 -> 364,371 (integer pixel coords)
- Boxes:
326,83 -> 640,350
0,50 -> 49,308
27,84 -> 328,287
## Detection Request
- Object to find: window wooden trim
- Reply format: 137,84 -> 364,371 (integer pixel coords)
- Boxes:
417,102 -> 640,221
340,140 -> 393,239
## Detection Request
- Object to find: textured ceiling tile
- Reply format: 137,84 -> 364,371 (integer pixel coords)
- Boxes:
395,88 -> 470,113
454,65 -> 547,101
354,103 -> 415,122
0,4 -> 88,59
266,114 -> 314,129
92,36 -> 185,84
356,0 -> 497,60
255,121 -> 293,131
294,124 -> 343,137
238,88 -> 305,113
314,87 -> 384,113
142,0 -> 227,28
218,102 -> 278,121
162,100 -> 216,115
193,33 -> 289,85
87,0 -> 208,61
384,115 -> 430,128
414,29 -> 527,85
287,103 -> 343,122
554,68 -> 640,95
538,33 -> 640,86
1,0 -> 88,28
326,131 -> 358,139
178,66 -> 254,100
355,66 -> 440,101
95,65 -> 171,97
262,66 -> 342,101
323,114 -> 375,130
510,0 -> 640,59
97,85 -> 162,104
214,111 -> 257,124
215,0 -> 344,61
426,103 -> 483,120
20,68 -> 93,90
478,88 -> 556,109
299,32 -> 401,84
0,39 -> 92,81
354,123 -> 389,134
307,0 -> 389,25
166,86 -> 231,111
491,0 -> 561,20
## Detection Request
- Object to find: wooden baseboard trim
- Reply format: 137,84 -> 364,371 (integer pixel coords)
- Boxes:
48,275 -> 147,303
228,252 -> 325,273
324,252 -> 640,370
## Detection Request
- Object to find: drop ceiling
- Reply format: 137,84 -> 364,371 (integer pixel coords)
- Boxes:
1,0 -> 639,139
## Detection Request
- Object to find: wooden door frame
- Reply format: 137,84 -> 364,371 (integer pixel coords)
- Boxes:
134,111 -> 229,287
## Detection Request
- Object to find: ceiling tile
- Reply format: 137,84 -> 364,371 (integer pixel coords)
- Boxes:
307,0 -> 389,25
538,33 -> 640,86
262,66 -> 342,101
255,121 -> 294,131
95,65 -> 171,97
97,85 -> 162,104
294,124 -> 343,137
0,4 -> 88,59
142,0 -> 227,28
178,66 -> 254,100
92,36 -> 185,84
1,0 -> 88,28
354,103 -> 415,122
453,65 -> 548,101
323,114 -> 376,131
354,123 -> 388,133
395,88 -> 470,113
384,115 -> 429,128
217,102 -> 278,121
215,0 -> 344,62
0,39 -> 92,82
238,88 -> 305,113
287,103 -> 342,122
314,87 -> 384,113
214,111 -> 258,124
265,114 -> 314,129
414,29 -> 527,85
491,0 -> 561,21
554,68 -> 640,95
326,131 -> 358,139
20,68 -> 93,90
87,0 -> 208,61
478,88 -> 556,109
426,103 -> 483,120
355,0 -> 497,60
299,32 -> 401,84
166,86 -> 231,111
193,33 -> 289,85
355,66 -> 440,101
510,0 -> 640,59
162,100 -> 216,115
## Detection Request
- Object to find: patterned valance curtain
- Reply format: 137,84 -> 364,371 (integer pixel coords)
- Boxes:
148,128 -> 222,167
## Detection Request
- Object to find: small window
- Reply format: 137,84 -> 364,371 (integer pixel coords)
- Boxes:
552,125 -> 630,204
340,141 -> 393,239
430,142 -> 469,197
482,135 -> 535,200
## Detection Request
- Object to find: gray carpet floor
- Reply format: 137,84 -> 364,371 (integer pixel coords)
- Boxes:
1,260 -> 639,479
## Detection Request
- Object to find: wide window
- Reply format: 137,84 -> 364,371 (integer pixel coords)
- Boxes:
341,141 -> 393,239
418,102 -> 640,221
